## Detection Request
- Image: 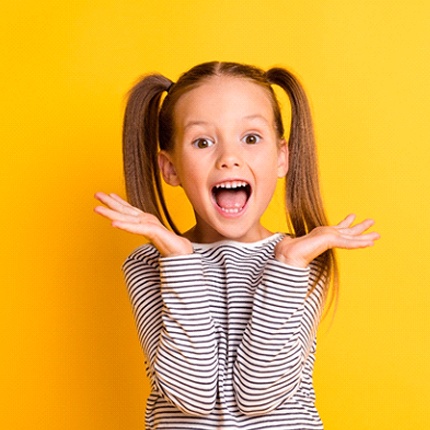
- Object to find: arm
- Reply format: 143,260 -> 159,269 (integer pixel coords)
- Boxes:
233,215 -> 379,415
96,193 -> 217,414
155,253 -> 218,415
124,251 -> 218,416
233,260 -> 317,415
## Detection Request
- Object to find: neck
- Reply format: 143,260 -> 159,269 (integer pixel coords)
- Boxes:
182,224 -> 274,244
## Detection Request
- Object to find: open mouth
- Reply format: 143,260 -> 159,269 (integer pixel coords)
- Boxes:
212,180 -> 251,214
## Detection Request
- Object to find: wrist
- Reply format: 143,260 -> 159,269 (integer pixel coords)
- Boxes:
274,252 -> 309,268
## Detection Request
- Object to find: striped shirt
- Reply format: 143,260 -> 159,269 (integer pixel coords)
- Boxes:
123,233 -> 325,429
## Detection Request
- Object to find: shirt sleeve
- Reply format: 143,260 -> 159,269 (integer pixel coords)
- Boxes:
232,259 -> 318,416
123,250 -> 218,416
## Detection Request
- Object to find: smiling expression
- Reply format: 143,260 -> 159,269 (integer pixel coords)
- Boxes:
158,76 -> 289,243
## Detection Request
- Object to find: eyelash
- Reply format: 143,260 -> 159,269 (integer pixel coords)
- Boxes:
191,133 -> 262,149
242,133 -> 261,144
192,138 -> 215,149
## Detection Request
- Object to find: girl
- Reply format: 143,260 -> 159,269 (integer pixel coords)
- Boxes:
94,61 -> 379,429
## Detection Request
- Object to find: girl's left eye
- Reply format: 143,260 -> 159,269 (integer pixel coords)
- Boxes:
243,134 -> 261,144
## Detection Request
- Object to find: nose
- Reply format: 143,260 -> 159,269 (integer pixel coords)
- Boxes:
216,142 -> 242,170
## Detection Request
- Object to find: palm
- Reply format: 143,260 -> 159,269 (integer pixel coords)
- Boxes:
94,192 -> 193,257
275,214 -> 380,268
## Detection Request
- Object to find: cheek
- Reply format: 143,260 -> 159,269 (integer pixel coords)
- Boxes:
254,150 -> 280,172
176,161 -> 208,194
170,150 -> 193,179
256,154 -> 282,193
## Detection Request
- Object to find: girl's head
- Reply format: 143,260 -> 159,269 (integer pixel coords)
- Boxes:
158,74 -> 289,243
123,61 -> 337,296
123,61 -> 321,233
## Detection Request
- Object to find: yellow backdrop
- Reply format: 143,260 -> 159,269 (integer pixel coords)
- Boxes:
1,1 -> 429,429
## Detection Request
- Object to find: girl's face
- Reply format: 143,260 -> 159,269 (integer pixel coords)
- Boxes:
158,76 -> 288,243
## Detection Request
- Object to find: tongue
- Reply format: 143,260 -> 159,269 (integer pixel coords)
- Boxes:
215,189 -> 248,209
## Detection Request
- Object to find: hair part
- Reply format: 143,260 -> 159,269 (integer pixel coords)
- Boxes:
122,61 -> 338,310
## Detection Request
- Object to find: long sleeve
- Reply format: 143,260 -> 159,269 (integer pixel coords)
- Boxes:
123,248 -> 218,416
123,236 -> 325,430
233,259 -> 315,415
155,254 -> 218,415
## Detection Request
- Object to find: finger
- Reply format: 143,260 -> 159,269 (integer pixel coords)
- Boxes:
111,218 -> 169,239
95,192 -> 141,216
109,193 -> 135,208
108,194 -> 141,215
111,220 -> 154,235
336,214 -> 356,228
94,191 -> 109,203
95,192 -> 121,208
94,204 -> 141,223
343,218 -> 376,236
337,231 -> 380,249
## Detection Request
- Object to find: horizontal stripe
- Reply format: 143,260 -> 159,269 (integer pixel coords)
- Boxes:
123,233 -> 325,429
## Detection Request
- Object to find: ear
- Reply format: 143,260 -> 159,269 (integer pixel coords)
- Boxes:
277,139 -> 289,178
158,150 -> 181,186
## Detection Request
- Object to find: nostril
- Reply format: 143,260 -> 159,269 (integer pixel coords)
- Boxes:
216,146 -> 242,169
221,161 -> 240,168
219,157 -> 241,169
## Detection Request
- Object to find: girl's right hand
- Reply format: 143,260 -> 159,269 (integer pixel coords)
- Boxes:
94,192 -> 193,257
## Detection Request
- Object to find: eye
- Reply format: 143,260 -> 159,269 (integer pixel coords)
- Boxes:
243,134 -> 261,145
192,138 -> 214,149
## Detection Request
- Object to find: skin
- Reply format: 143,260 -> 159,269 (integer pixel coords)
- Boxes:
94,76 -> 380,266
158,76 -> 289,244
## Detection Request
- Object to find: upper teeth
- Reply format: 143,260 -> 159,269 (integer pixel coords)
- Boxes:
215,181 -> 248,189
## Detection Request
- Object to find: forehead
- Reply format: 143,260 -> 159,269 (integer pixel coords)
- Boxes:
173,76 -> 275,127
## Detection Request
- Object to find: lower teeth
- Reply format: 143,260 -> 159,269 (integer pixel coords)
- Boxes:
220,207 -> 242,214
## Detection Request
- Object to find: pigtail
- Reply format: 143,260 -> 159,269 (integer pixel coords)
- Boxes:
122,74 -> 179,233
267,68 -> 339,305
266,68 -> 323,233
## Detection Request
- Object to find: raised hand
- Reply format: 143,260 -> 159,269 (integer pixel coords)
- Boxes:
94,192 -> 193,257
275,214 -> 380,268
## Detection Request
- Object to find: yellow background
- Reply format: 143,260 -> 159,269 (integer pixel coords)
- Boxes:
1,1 -> 429,428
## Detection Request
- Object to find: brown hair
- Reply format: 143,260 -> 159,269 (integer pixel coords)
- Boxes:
122,61 -> 338,306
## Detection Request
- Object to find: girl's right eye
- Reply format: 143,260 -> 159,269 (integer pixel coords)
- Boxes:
192,138 -> 214,149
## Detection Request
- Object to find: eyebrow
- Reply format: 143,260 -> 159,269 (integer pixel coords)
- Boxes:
242,114 -> 271,125
183,120 -> 210,131
183,115 -> 271,131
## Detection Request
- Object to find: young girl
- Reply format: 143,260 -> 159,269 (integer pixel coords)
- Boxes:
94,61 -> 379,429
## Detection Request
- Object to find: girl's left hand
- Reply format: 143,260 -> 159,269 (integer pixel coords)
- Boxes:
275,214 -> 380,268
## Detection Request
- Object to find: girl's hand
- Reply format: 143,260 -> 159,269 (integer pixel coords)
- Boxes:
94,192 -> 193,257
275,214 -> 380,268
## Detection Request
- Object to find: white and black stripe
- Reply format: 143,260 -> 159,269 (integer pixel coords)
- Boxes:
123,233 -> 325,429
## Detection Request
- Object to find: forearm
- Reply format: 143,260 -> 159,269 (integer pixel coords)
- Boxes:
233,260 -> 310,415
154,254 -> 218,415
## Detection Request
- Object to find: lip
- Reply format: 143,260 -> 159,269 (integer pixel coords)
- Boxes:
210,178 -> 252,217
